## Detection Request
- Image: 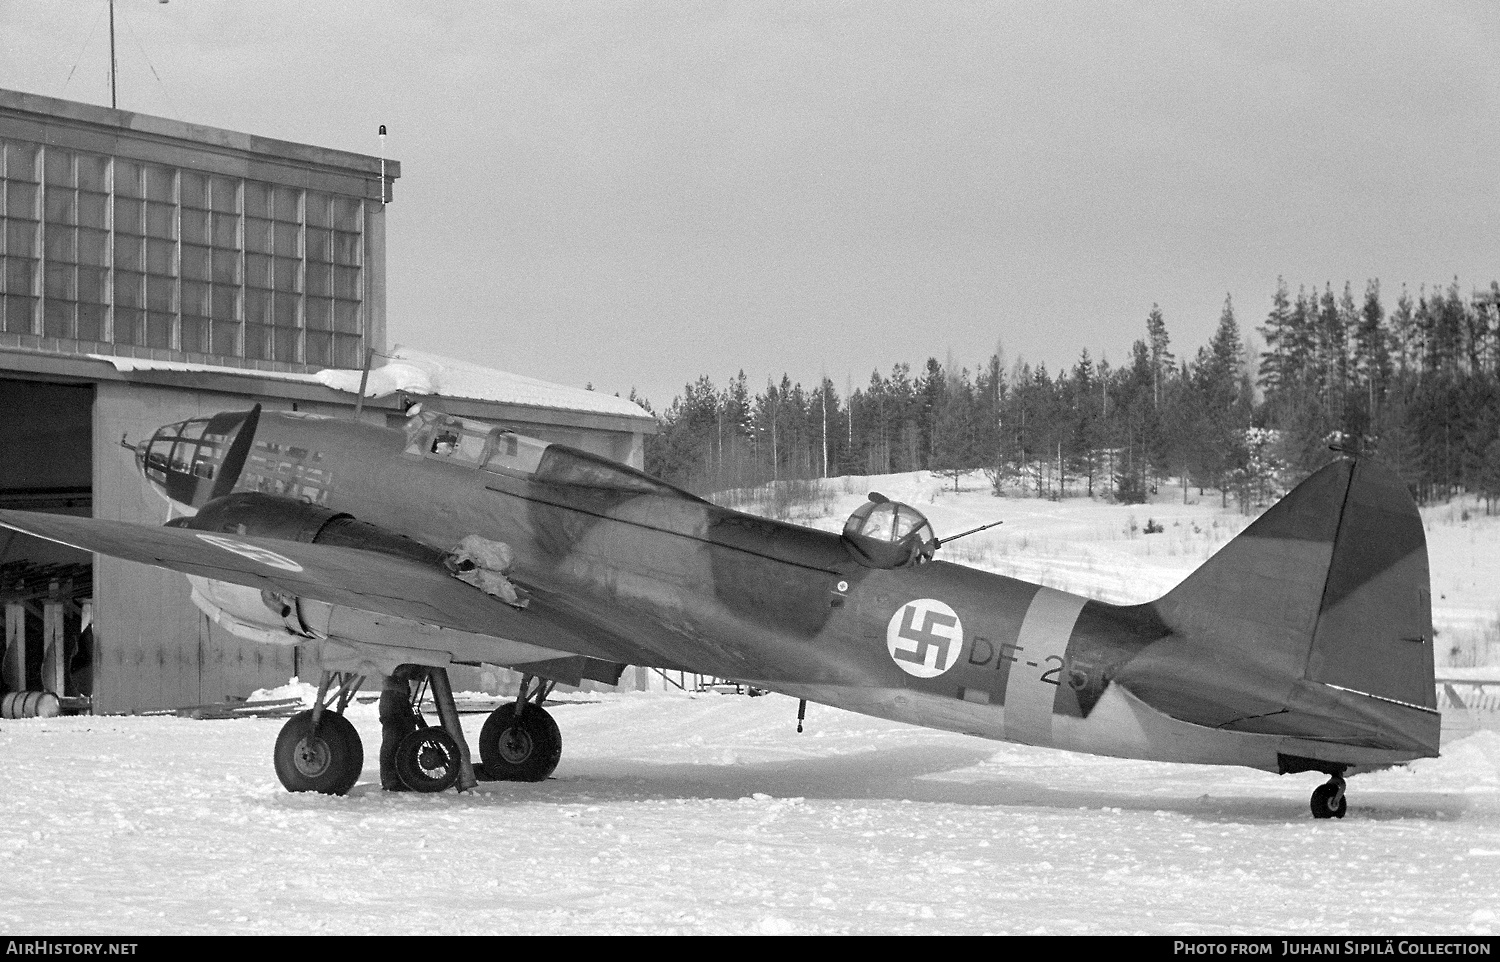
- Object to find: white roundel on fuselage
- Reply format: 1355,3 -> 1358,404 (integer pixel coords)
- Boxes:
196,534 -> 304,572
886,599 -> 964,678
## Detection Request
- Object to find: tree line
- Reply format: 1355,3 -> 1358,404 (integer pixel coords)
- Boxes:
636,275 -> 1500,510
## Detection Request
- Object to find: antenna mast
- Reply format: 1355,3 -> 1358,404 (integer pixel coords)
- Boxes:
378,124 -> 388,206
108,0 -> 117,108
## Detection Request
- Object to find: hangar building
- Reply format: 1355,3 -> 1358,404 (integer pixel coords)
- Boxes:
0,88 -> 654,714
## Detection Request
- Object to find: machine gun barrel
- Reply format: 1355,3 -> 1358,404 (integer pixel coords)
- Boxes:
935,520 -> 1003,548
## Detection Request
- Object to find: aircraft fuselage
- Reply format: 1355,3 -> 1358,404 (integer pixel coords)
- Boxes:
165,409 -> 1435,777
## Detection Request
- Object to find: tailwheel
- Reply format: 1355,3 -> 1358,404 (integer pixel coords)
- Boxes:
1310,776 -> 1348,819
274,710 -> 364,796
479,701 -> 562,782
394,725 -> 462,793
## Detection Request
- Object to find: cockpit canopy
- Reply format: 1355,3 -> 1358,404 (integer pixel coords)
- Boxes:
405,409 -> 696,497
135,407 -> 260,509
841,494 -> 937,568
404,410 -> 549,475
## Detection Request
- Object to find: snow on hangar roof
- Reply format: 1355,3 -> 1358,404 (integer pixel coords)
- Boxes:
91,346 -> 653,422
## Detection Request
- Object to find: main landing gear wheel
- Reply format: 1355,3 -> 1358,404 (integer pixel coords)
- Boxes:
479,702 -> 562,782
394,725 -> 463,793
274,710 -> 364,796
1311,776 -> 1348,819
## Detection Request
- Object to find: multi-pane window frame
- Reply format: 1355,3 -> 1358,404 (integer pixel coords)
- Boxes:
40,147 -> 76,340
245,180 -> 303,363
113,157 -> 146,348
73,151 -> 111,343
35,148 -> 114,343
179,169 -> 242,356
305,190 -> 364,368
1,139 -> 43,336
2,135 -> 368,369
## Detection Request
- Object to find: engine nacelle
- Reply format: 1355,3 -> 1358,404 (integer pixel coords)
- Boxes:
169,492 -> 448,566
188,576 -> 321,645
173,491 -> 349,544
171,493 -> 450,644
172,493 -> 587,680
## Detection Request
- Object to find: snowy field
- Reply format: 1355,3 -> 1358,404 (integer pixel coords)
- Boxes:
3,471 -> 1500,936
2,693 -> 1498,936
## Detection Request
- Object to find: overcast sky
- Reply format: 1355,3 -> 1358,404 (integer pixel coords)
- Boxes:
4,1 -> 1500,408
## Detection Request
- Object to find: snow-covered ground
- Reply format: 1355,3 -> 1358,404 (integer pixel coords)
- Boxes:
3,471 -> 1499,935
2,692 -> 1498,935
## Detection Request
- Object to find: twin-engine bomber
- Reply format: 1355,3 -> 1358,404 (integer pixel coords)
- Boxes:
0,405 -> 1439,817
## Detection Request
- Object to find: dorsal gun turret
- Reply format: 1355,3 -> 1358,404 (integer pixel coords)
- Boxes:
841,492 -> 937,568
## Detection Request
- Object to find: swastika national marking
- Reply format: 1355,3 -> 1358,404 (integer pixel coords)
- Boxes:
886,599 -> 965,678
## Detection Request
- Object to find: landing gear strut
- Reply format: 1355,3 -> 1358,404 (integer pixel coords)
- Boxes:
273,666 -> 481,796
394,725 -> 463,793
388,666 -> 479,794
1310,774 -> 1348,819
274,670 -> 366,796
478,673 -> 562,782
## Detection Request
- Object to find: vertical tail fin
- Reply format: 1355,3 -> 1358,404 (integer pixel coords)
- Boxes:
1146,456 -> 1437,754
1301,458 -> 1435,708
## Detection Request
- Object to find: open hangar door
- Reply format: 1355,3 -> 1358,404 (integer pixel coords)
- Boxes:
0,377 -> 93,713
88,382 -> 299,714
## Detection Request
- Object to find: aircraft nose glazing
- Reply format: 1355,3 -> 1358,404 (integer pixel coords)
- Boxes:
135,406 -> 261,510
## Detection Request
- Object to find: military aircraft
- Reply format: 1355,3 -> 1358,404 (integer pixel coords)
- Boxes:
0,404 -> 1439,818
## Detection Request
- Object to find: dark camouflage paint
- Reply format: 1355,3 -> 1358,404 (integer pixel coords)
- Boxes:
8,409 -> 1442,767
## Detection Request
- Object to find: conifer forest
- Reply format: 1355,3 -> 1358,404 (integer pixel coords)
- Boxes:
639,277 -> 1500,511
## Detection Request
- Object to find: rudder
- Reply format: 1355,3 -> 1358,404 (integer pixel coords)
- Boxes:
1302,458 -> 1435,710
1157,455 -> 1436,718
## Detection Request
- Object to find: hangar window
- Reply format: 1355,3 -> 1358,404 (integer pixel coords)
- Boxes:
2,127 -> 380,368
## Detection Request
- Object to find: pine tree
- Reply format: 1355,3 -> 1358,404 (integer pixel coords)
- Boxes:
976,351 -> 1007,493
1351,280 -> 1390,444
1287,286 -> 1316,381
888,363 -> 917,471
1160,361 -> 1203,504
1389,286 -> 1418,379
1146,304 -> 1173,408
931,367 -> 977,491
917,357 -> 946,469
1069,349 -> 1099,496
1112,340 -> 1155,502
1317,283 -> 1348,428
1258,277 -> 1293,400
1202,295 -> 1253,505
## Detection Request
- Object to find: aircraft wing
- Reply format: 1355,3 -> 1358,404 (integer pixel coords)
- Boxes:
0,509 -> 641,667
